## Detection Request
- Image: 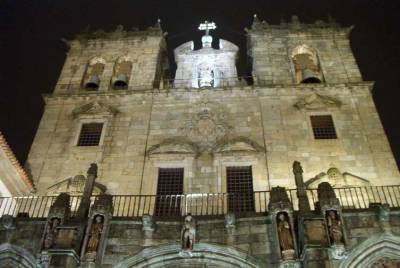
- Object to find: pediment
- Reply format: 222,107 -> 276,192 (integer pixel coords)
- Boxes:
71,101 -> 118,118
147,138 -> 199,156
213,137 -> 264,154
47,175 -> 107,195
294,93 -> 342,110
305,168 -> 370,188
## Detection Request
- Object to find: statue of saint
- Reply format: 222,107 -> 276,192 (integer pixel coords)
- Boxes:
181,215 -> 196,250
327,210 -> 344,246
277,213 -> 294,252
87,215 -> 104,253
43,217 -> 60,250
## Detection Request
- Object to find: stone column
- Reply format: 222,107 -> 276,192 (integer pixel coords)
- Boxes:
268,186 -> 300,268
292,161 -> 310,213
76,163 -> 98,220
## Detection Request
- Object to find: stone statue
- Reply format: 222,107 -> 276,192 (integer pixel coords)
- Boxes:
86,215 -> 104,253
142,214 -> 155,232
224,212 -> 236,228
277,213 -> 295,252
181,215 -> 196,250
326,210 -> 344,246
43,217 -> 61,250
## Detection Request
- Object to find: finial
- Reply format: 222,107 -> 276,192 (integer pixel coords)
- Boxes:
155,18 -> 162,29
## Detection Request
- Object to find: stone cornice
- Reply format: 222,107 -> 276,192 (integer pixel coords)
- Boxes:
43,81 -> 375,103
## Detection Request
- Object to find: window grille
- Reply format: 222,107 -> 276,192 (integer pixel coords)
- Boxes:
155,168 -> 184,216
77,123 -> 103,146
226,166 -> 254,213
310,115 -> 337,139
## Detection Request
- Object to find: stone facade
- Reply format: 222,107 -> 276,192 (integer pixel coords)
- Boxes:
26,18 -> 399,195
3,16 -> 399,268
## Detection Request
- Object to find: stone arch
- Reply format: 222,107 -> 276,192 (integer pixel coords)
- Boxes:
0,243 -> 38,268
112,55 -> 133,89
290,44 -> 323,84
339,234 -> 400,268
114,243 -> 263,268
83,57 -> 106,90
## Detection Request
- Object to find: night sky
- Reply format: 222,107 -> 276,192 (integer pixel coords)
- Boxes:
0,0 -> 399,169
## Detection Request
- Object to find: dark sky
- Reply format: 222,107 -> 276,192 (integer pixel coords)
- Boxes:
1,0 -> 399,169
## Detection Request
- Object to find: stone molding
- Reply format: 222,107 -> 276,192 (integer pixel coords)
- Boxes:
0,243 -> 38,268
114,242 -> 262,268
71,101 -> 119,119
294,93 -> 342,110
339,234 -> 400,268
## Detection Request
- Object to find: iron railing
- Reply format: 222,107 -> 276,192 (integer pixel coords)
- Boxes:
0,186 -> 399,219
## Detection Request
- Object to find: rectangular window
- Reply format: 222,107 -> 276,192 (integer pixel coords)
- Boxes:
226,166 -> 254,213
155,168 -> 184,216
310,115 -> 337,139
77,123 -> 103,146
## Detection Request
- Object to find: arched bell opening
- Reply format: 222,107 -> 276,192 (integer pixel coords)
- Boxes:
82,58 -> 106,91
112,57 -> 132,90
291,45 -> 324,84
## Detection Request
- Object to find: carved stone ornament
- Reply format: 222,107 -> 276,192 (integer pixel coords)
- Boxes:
0,215 -> 16,230
224,213 -> 236,228
306,168 -> 370,189
47,175 -> 106,196
378,204 -> 391,222
268,186 -> 293,212
277,212 -> 295,260
213,136 -> 264,154
48,192 -> 71,219
71,101 -> 118,119
142,214 -> 155,232
181,215 -> 196,252
91,194 -> 113,216
181,100 -> 233,151
294,93 -> 342,110
147,138 -> 199,156
371,257 -> 400,268
317,182 -> 340,210
278,260 -> 301,268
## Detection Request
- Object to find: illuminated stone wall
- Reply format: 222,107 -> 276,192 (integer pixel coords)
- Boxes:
25,22 -> 400,195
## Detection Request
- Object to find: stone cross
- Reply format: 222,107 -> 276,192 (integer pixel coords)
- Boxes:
198,21 -> 216,35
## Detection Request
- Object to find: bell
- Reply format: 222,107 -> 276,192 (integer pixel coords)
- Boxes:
113,74 -> 129,89
84,75 -> 100,90
301,68 -> 321,83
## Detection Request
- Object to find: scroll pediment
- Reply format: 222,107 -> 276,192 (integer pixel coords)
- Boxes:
305,168 -> 370,188
294,93 -> 342,110
147,138 -> 199,156
213,137 -> 264,154
47,175 -> 107,195
71,101 -> 118,118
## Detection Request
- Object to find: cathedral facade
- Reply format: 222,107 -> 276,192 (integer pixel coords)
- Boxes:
0,16 -> 399,268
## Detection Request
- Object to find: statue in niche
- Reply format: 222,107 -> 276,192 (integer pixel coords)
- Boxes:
43,217 -> 61,250
326,210 -> 344,246
86,215 -> 104,253
181,214 -> 196,250
277,212 -> 295,257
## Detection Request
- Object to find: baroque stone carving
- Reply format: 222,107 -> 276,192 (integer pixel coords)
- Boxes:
86,215 -> 104,253
326,210 -> 344,246
294,93 -> 342,110
47,175 -> 106,196
142,214 -> 155,232
268,186 -> 292,211
213,136 -> 264,154
43,217 -> 61,250
0,215 -> 16,230
181,100 -> 233,151
147,138 -> 199,156
306,168 -> 370,188
71,101 -> 119,119
371,257 -> 400,268
224,213 -> 236,228
181,215 -> 196,251
277,212 -> 295,260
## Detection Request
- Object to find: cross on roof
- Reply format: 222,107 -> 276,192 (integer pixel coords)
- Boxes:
198,21 -> 216,35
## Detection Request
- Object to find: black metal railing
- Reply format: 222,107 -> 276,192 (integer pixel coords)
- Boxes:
0,185 -> 399,219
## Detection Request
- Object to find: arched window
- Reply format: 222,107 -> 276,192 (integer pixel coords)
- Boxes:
83,57 -> 106,91
112,56 -> 132,90
291,45 -> 323,84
